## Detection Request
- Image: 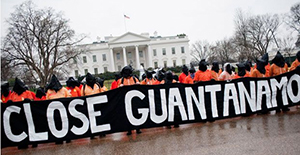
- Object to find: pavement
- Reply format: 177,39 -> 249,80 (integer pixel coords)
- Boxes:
2,107 -> 300,155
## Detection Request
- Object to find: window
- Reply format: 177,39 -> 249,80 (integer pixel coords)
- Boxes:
172,47 -> 175,54
75,70 -> 79,77
73,58 -> 77,64
83,56 -> 87,63
104,67 -> 108,72
162,48 -> 166,55
164,61 -> 167,68
139,51 -> 143,57
128,52 -> 132,59
173,60 -> 176,67
118,65 -> 121,71
153,49 -> 157,56
93,55 -> 97,62
182,59 -> 186,65
102,54 -> 106,61
94,68 -> 98,74
84,69 -> 88,74
154,62 -> 158,68
116,53 -> 120,60
181,47 -> 185,53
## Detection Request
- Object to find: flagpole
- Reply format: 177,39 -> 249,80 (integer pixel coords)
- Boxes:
123,15 -> 127,32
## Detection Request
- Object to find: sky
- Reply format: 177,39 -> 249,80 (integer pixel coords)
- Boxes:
1,0 -> 299,45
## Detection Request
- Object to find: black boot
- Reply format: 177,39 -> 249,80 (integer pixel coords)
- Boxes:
66,140 -> 71,143
136,129 -> 142,134
32,143 -> 38,148
55,141 -> 63,144
127,130 -> 132,135
18,144 -> 28,149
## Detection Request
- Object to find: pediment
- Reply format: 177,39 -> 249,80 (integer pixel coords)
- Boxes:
109,32 -> 150,44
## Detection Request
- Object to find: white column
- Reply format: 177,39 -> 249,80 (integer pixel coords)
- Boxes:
135,45 -> 140,69
147,44 -> 152,68
109,48 -> 115,71
122,47 -> 127,66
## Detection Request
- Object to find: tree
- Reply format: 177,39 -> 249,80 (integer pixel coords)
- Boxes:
1,1 -> 86,87
211,38 -> 237,66
278,35 -> 296,64
190,40 -> 213,62
234,10 -> 280,59
286,2 -> 300,33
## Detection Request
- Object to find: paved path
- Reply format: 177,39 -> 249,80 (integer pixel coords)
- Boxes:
2,107 -> 300,155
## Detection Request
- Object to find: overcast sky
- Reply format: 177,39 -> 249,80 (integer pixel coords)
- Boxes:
1,0 -> 299,45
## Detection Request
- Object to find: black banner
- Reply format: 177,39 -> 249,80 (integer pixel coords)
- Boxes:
2,67 -> 300,148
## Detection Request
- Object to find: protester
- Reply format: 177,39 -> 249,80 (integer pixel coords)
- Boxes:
46,75 -> 71,100
269,51 -> 290,112
244,61 -> 252,77
250,59 -> 266,78
66,77 -> 81,97
233,63 -> 248,79
179,65 -> 189,83
96,77 -> 108,92
118,65 -> 140,87
9,78 -> 35,102
269,51 -> 288,77
81,73 -> 102,96
194,59 -> 212,82
184,66 -> 196,84
290,51 -> 300,71
210,61 -> 220,81
35,87 -> 46,101
153,68 -> 165,85
140,70 -> 156,85
1,82 -> 11,103
261,53 -> 270,77
111,73 -> 121,90
219,63 -> 233,81
160,70 -> 177,84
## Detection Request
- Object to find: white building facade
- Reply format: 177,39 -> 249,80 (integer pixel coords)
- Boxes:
70,32 -> 191,77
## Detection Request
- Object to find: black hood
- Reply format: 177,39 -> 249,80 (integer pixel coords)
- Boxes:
1,82 -> 10,97
156,69 -> 165,81
182,65 -> 188,76
225,63 -> 232,74
12,77 -> 27,95
121,65 -> 133,78
36,87 -> 46,99
77,75 -> 86,85
165,71 -> 173,84
86,73 -> 96,89
145,70 -> 155,79
142,73 -> 146,80
96,77 -> 104,87
173,75 -> 179,81
211,61 -> 219,73
261,53 -> 269,66
244,61 -> 252,72
236,63 -> 246,77
297,51 -> 300,61
189,66 -> 196,73
46,75 -> 62,92
256,58 -> 266,74
199,59 -> 208,72
271,51 -> 285,67
66,77 -> 79,88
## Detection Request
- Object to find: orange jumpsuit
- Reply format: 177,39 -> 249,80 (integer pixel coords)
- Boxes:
264,63 -> 270,77
160,79 -> 177,84
210,70 -> 219,81
81,84 -> 102,96
101,86 -> 108,92
184,75 -> 194,84
290,59 -> 300,71
194,70 -> 212,82
269,64 -> 288,77
140,78 -> 156,85
250,69 -> 265,78
66,86 -> 81,97
46,87 -> 72,100
178,73 -> 187,83
110,80 -> 118,90
9,90 -> 35,102
1,91 -> 12,103
219,72 -> 232,81
118,77 -> 139,87
35,96 -> 46,101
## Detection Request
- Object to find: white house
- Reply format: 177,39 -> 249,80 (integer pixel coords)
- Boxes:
69,32 -> 191,77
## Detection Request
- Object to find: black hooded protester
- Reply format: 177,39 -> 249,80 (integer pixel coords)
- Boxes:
269,51 -> 288,77
234,63 -> 247,79
111,73 -> 121,90
194,59 -> 212,82
250,58 -> 266,78
141,70 -> 156,85
179,65 -> 189,83
119,65 -> 140,87
1,82 -> 12,103
154,68 -> 166,84
9,77 -> 35,102
35,87 -> 46,101
219,63 -> 233,81
46,75 -> 71,100
290,51 -> 300,71
211,61 -> 220,81
81,73 -> 102,96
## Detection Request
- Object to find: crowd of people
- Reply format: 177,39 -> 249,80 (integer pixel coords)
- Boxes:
1,50 -> 300,148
